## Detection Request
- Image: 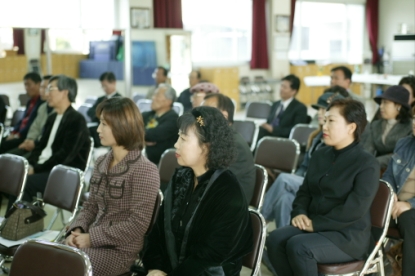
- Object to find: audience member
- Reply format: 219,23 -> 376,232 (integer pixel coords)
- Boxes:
7,75 -> 90,209
146,66 -> 169,99
310,86 -> 349,126
87,72 -> 122,147
364,85 -> 412,170
0,95 -> 6,125
190,82 -> 219,108
381,106 -> 415,276
266,99 -> 379,275
177,70 -> 201,112
258,74 -> 308,141
330,66 -> 363,101
143,106 -> 252,275
399,74 -> 415,107
0,72 -> 43,153
7,75 -> 54,157
202,93 -> 256,203
261,92 -> 345,228
142,84 -> 178,164
65,97 -> 159,276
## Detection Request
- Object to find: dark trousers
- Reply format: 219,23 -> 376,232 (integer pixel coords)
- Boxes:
7,172 -> 50,210
267,226 -> 355,276
394,209 -> 415,276
0,137 -> 25,154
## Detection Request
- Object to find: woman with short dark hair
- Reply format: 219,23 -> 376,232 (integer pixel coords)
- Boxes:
65,97 -> 160,276
143,106 -> 252,276
266,98 -> 379,276
364,85 -> 412,170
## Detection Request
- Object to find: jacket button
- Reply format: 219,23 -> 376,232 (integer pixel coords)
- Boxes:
406,168 -> 410,172
397,159 -> 401,164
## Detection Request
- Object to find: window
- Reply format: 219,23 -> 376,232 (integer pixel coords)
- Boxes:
182,0 -> 252,65
289,1 -> 364,64
0,28 -> 13,51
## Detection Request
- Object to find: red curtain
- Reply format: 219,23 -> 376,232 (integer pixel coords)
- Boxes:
41,29 -> 46,54
153,0 -> 183,29
250,0 -> 269,69
290,0 -> 296,34
12,28 -> 25,55
366,0 -> 379,65
112,30 -> 122,36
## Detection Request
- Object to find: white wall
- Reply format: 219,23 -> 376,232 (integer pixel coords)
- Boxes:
378,0 -> 415,53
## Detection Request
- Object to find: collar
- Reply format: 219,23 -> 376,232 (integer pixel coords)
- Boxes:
29,95 -> 40,104
106,91 -> 118,99
97,149 -> 142,176
280,97 -> 294,110
332,140 -> 358,157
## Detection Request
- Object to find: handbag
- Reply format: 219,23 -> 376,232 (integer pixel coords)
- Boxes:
0,201 -> 47,241
386,241 -> 403,276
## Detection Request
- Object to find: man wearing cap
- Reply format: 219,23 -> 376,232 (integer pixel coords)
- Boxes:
261,92 -> 345,231
177,70 -> 201,112
258,74 -> 307,142
363,85 -> 412,170
142,84 -> 178,165
190,82 -> 220,108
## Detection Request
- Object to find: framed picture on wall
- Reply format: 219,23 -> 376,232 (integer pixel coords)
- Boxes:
275,15 -> 290,33
131,7 -> 150,29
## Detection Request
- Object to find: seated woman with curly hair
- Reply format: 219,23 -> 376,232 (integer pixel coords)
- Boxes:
143,106 -> 253,276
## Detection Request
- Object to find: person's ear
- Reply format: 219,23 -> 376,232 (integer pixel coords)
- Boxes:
395,103 -> 402,112
348,122 -> 357,136
221,110 -> 229,120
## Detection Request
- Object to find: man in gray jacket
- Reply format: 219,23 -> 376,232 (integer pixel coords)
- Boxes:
7,75 -> 54,157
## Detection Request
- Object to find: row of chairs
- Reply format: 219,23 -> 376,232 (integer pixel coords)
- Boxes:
239,77 -> 273,105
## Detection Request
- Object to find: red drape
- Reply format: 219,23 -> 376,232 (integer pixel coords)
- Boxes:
366,0 -> 379,65
113,30 -> 122,36
250,0 -> 269,69
290,0 -> 296,34
153,0 -> 183,29
41,29 -> 46,54
12,28 -> 25,55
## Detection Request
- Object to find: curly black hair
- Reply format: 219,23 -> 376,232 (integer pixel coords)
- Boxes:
177,106 -> 236,170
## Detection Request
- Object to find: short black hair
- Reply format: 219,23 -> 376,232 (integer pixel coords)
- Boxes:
99,72 -> 116,82
331,66 -> 352,81
43,75 -> 53,80
204,93 -> 235,124
396,105 -> 412,123
399,75 -> 415,99
177,106 -> 236,170
326,98 -> 367,142
323,85 -> 350,98
282,74 -> 300,92
157,66 -> 168,77
23,72 -> 41,83
49,75 -> 77,103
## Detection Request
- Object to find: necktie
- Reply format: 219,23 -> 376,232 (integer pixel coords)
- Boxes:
271,105 -> 284,127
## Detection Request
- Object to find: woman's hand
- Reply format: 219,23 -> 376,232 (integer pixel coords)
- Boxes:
65,229 -> 81,247
147,270 -> 167,276
72,232 -> 91,249
292,214 -> 313,232
392,201 -> 411,219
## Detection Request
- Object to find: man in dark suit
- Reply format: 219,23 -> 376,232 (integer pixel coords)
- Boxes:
87,72 -> 121,147
177,70 -> 201,112
142,84 -> 178,164
8,75 -> 90,209
258,74 -> 308,142
202,93 -> 256,204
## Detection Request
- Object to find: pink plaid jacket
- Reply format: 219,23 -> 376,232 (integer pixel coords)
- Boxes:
69,149 -> 160,258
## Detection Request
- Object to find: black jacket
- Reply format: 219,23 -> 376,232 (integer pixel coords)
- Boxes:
177,88 -> 192,112
143,168 -> 253,275
143,109 -> 178,164
14,96 -> 44,139
291,142 -> 379,259
0,96 -> 6,125
28,106 -> 91,173
87,93 -> 122,123
261,98 -> 308,138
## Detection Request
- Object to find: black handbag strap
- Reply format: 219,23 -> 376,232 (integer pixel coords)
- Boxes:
4,201 -> 46,223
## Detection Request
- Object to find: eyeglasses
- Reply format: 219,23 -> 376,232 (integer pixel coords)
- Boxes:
46,87 -> 59,93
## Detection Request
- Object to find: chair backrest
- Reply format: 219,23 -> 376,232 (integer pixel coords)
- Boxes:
0,123 -> 4,145
10,240 -> 92,276
136,99 -> 152,113
254,137 -> 300,174
84,96 -> 97,105
18,93 -> 30,106
146,190 -> 163,235
233,120 -> 257,149
158,149 -> 180,191
245,101 -> 272,119
77,104 -> 93,123
0,94 -> 10,106
172,102 -> 184,116
288,124 -> 318,150
132,93 -> 145,103
43,165 -> 83,221
85,137 -> 94,171
242,209 -> 267,276
11,107 -> 26,126
250,165 -> 268,211
0,154 -> 29,199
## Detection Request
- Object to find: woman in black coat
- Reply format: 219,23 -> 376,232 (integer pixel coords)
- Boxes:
143,106 -> 253,276
266,99 -> 380,276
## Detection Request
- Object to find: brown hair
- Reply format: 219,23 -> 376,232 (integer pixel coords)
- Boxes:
96,97 -> 145,150
306,125 -> 322,150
